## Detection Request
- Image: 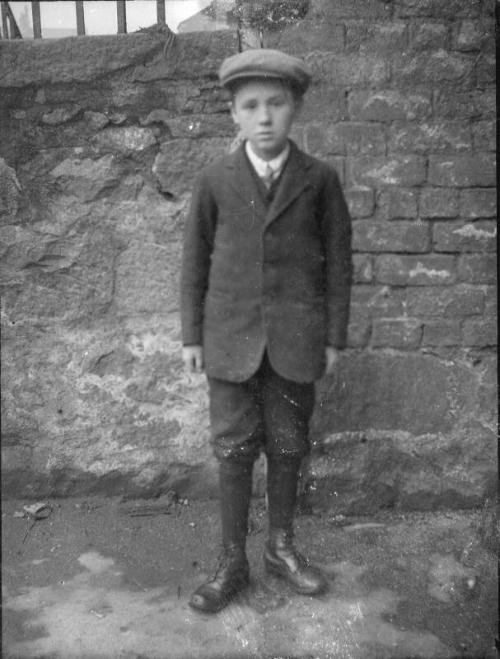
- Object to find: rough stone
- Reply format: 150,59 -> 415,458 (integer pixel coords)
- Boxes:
345,186 -> 375,218
421,320 -> 461,346
374,254 -> 456,286
457,254 -> 496,285
472,120 -> 496,151
49,155 -> 124,202
352,254 -> 374,283
41,105 -> 82,125
462,318 -> 497,347
165,114 -> 234,139
349,156 -> 426,187
305,122 -> 385,157
378,188 -> 418,220
388,122 -> 472,154
455,20 -> 486,51
392,50 -> 474,86
410,22 -> 449,50
459,188 -> 497,218
475,54 -> 496,85
345,21 -> 408,53
305,52 -> 389,86
346,306 -> 371,348
428,154 -> 496,187
371,318 -> 422,349
353,220 -> 430,253
84,111 -> 109,131
433,221 -> 496,253
153,137 -> 230,197
348,90 -> 432,122
405,286 -> 485,317
91,127 -> 157,155
433,88 -> 496,119
395,0 -> 481,19
419,188 -> 459,219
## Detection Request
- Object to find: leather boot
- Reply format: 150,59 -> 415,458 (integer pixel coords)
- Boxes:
189,543 -> 249,613
264,528 -> 327,595
264,455 -> 327,595
189,459 -> 253,613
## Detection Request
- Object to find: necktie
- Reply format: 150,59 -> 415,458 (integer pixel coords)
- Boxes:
262,163 -> 275,189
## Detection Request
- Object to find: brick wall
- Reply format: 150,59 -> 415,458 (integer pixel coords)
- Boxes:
0,0 -> 496,511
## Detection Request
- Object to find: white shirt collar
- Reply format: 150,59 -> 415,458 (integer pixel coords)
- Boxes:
245,140 -> 290,180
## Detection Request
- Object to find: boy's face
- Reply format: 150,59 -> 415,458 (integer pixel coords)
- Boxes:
230,79 -> 301,161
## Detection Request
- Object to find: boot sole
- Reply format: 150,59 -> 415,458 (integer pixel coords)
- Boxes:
264,556 -> 327,596
188,577 -> 249,613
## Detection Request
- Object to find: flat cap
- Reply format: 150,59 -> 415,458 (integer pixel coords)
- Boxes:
219,48 -> 311,95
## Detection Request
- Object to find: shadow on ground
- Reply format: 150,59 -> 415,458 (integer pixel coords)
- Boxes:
2,497 -> 498,659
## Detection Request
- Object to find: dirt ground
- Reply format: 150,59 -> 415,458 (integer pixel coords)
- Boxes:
2,495 -> 498,659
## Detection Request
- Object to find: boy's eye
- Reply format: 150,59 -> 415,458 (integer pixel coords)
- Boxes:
241,101 -> 258,110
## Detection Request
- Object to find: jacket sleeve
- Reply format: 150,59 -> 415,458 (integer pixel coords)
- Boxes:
180,171 -> 216,346
320,167 -> 353,350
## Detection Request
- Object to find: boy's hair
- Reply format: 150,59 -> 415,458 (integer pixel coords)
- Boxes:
226,76 -> 304,103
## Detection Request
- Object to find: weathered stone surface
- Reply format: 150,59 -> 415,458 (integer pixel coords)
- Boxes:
49,155 -> 124,201
462,318 -> 497,347
305,52 -> 389,86
421,320 -> 461,346
433,88 -> 496,119
454,19 -> 486,51
472,120 -> 496,151
428,154 -> 496,187
457,254 -> 496,285
345,21 -> 408,53
352,254 -> 374,283
346,186 -> 375,218
153,137 -> 231,196
388,121 -> 472,154
374,254 -> 456,286
348,90 -> 432,122
395,0 -> 481,19
433,221 -> 496,253
305,122 -> 385,157
419,188 -> 459,219
459,188 -> 497,218
392,50 -> 474,86
371,318 -> 422,349
410,22 -> 449,50
348,156 -> 426,187
91,127 -> 157,155
405,285 -> 485,317
42,105 -> 82,125
378,188 -> 418,220
353,221 -> 430,253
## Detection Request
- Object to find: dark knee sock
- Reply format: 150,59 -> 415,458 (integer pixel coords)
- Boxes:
266,455 -> 302,531
218,459 -> 254,549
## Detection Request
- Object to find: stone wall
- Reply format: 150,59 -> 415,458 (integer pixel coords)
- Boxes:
0,0 -> 496,512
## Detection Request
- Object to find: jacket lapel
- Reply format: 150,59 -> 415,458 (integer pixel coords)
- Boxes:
225,144 -> 267,221
265,142 -> 312,227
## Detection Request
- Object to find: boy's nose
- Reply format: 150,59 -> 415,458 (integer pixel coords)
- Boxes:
258,107 -> 272,123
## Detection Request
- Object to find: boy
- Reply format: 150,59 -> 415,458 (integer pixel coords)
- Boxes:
181,49 -> 352,613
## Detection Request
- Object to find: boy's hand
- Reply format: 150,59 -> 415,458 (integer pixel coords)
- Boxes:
325,346 -> 340,375
182,345 -> 204,373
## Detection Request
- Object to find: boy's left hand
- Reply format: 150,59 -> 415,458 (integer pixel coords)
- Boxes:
325,346 -> 340,375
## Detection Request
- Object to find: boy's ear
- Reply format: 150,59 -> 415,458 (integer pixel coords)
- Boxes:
229,102 -> 239,125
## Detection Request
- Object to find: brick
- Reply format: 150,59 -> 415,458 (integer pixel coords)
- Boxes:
349,156 -> 426,187
406,285 -> 485,317
460,188 -> 496,218
472,121 -> 496,151
348,90 -> 432,122
305,52 -> 389,87
375,254 -> 456,286
353,221 -> 430,253
388,121 -> 472,154
428,154 -> 496,187
454,20 -> 485,51
395,0 -> 481,19
433,221 -> 496,253
462,318 -> 497,347
347,307 -> 371,348
345,21 -> 408,53
311,0 -> 392,19
392,50 -> 474,86
421,320 -> 461,346
353,254 -> 374,283
304,122 -> 385,157
371,318 -> 422,349
484,286 -> 497,316
410,22 -> 449,50
433,88 -> 496,119
301,84 -> 347,123
419,188 -> 458,219
476,54 -> 496,85
351,285 -> 406,317
458,255 -> 497,284
378,188 -> 418,219
346,187 -> 375,218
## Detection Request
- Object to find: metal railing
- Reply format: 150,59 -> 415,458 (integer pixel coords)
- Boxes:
0,0 -> 167,39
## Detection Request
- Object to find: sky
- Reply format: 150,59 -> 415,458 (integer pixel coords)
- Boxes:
10,0 -> 213,37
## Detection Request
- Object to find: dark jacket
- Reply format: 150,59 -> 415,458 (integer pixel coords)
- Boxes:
181,141 -> 352,383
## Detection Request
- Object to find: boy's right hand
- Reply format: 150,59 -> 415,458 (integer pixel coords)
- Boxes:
182,345 -> 204,373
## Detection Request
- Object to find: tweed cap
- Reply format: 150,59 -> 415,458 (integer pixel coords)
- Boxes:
219,49 -> 311,95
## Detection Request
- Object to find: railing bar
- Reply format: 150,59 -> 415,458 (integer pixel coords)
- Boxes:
1,3 -> 10,39
156,0 -> 165,25
32,1 -> 42,39
75,0 -> 85,35
116,0 -> 127,34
